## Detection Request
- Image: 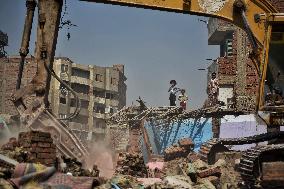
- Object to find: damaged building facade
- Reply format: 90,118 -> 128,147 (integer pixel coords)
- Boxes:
207,18 -> 259,112
49,57 -> 127,142
207,18 -> 260,138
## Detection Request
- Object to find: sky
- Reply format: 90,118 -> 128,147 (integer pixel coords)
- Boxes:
0,0 -> 219,108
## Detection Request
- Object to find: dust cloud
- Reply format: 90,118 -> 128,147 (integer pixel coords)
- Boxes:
0,118 -> 27,146
85,140 -> 116,179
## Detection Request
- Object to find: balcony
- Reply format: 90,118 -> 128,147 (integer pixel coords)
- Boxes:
71,76 -> 89,85
60,73 -> 69,81
94,97 -> 105,104
208,18 -> 234,45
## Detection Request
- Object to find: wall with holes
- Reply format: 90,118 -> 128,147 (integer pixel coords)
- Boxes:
143,118 -> 212,155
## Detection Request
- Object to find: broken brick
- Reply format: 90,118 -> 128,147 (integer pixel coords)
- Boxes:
197,166 -> 221,178
37,143 -> 50,148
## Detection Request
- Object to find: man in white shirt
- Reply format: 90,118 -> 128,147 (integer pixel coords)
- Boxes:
168,80 -> 180,106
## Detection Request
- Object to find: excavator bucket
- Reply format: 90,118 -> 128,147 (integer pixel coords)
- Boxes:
19,103 -> 89,163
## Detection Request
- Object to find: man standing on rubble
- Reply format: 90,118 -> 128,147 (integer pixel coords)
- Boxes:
178,89 -> 188,110
168,80 -> 180,106
207,72 -> 219,106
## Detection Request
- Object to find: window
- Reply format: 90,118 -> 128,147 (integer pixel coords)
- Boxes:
71,83 -> 89,94
111,77 -> 117,85
95,74 -> 103,82
70,99 -> 89,108
61,64 -> 68,73
106,93 -> 111,99
93,90 -> 105,98
105,93 -> 115,100
71,68 -> 90,79
94,103 -> 106,113
59,114 -> 67,119
59,97 -> 66,104
226,39 -> 233,57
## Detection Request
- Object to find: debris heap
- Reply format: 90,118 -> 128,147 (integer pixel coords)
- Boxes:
0,137 -> 27,163
116,152 -> 147,177
164,138 -> 194,161
61,156 -> 100,177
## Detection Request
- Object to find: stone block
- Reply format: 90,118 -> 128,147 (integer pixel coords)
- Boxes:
193,160 -> 208,171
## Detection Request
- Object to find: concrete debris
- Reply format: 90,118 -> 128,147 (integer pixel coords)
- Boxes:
187,152 -> 200,163
116,152 -> 148,177
196,179 -> 216,189
0,139 -> 28,163
164,175 -> 193,188
192,159 -> 208,171
61,156 -> 100,177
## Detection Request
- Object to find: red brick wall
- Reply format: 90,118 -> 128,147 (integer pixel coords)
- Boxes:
215,25 -> 259,110
128,126 -> 141,154
0,56 -> 37,115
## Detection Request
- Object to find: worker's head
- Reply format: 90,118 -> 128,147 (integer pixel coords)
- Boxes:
211,72 -> 216,79
181,89 -> 185,94
170,80 -> 177,86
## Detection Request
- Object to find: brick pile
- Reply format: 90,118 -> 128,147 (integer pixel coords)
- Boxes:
164,138 -> 194,161
116,152 -> 147,177
18,131 -> 57,166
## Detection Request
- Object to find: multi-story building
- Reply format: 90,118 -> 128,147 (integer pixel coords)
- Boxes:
0,55 -> 127,142
49,57 -> 127,142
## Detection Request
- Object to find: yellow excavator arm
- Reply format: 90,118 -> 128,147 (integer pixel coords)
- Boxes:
85,0 -> 276,46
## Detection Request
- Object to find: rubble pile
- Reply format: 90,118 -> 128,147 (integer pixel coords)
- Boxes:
116,152 -> 147,177
0,137 -> 28,163
61,156 -> 100,177
164,138 -> 194,161
145,158 -> 229,188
